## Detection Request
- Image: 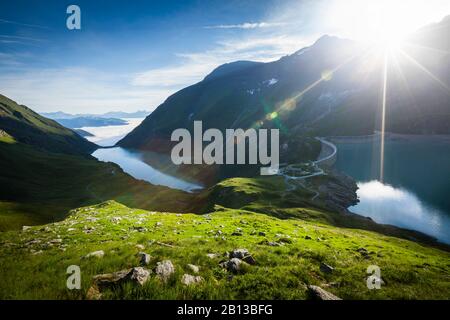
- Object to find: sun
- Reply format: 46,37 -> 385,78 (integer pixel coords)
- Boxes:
324,0 -> 450,49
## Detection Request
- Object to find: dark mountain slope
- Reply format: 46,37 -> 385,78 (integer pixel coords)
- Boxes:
0,94 -> 96,155
119,17 -> 450,156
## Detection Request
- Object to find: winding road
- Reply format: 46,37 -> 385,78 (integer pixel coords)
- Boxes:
279,137 -> 337,200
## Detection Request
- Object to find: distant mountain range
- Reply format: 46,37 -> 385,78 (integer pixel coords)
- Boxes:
53,117 -> 127,129
41,110 -> 150,120
119,16 -> 450,156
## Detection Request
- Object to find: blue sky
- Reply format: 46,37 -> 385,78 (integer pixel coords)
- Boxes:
1,0 -> 448,113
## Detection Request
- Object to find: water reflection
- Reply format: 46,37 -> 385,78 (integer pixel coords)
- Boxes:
351,180 -> 450,243
92,147 -> 203,193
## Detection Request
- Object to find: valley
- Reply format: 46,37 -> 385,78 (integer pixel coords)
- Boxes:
0,13 -> 449,300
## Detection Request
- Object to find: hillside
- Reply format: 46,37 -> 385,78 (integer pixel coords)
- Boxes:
0,94 -> 95,155
119,16 -> 450,157
0,200 -> 448,299
0,94 -> 195,230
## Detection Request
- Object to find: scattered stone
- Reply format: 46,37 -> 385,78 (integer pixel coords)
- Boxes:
307,285 -> 341,300
25,239 -> 41,246
22,226 -> 31,232
268,241 -> 281,246
87,267 -> 151,299
181,274 -> 204,286
49,238 -> 62,244
187,264 -> 200,273
231,229 -> 243,236
135,244 -> 145,250
84,250 -> 105,259
111,217 -> 122,224
127,267 -> 151,285
206,253 -> 218,259
86,285 -> 102,300
320,263 -> 334,274
132,226 -> 148,232
229,249 -> 256,265
138,252 -> 151,266
155,260 -> 175,282
220,258 -> 246,274
155,222 -> 163,227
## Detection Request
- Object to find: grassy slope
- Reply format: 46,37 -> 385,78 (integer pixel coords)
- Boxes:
0,139 -> 195,231
204,176 -> 445,249
0,94 -> 95,155
0,201 -> 448,300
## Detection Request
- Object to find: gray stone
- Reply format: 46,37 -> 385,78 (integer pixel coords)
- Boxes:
187,264 -> 200,273
138,252 -> 151,266
307,285 -> 341,300
229,248 -> 256,265
181,274 -> 204,286
221,258 -> 247,273
155,260 -> 175,282
84,250 -> 104,259
320,262 -> 334,274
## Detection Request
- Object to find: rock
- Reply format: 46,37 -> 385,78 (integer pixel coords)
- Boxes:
89,267 -> 151,299
84,250 -> 104,259
258,231 -> 266,236
86,285 -> 102,300
181,274 -> 204,286
155,260 -> 175,282
155,222 -> 163,227
127,267 -> 151,285
111,217 -> 122,223
22,226 -> 31,231
135,244 -> 145,250
305,235 -> 312,240
49,238 -> 63,244
229,249 -> 256,265
132,226 -> 147,232
320,263 -> 334,274
307,285 -> 342,300
220,258 -> 247,273
206,253 -> 218,259
187,264 -> 200,273
138,252 -> 151,266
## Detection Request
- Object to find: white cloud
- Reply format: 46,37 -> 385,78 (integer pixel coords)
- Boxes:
0,67 -> 175,114
132,34 -> 310,88
205,22 -> 287,29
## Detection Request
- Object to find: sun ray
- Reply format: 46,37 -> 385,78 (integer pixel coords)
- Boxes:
399,49 -> 450,93
379,50 -> 388,183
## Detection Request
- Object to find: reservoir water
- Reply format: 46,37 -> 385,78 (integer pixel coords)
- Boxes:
333,135 -> 450,243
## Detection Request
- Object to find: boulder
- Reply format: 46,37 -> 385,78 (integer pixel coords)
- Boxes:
181,274 -> 204,286
138,252 -> 151,266
220,258 -> 247,273
229,249 -> 256,265
320,263 -> 334,274
87,267 -> 151,299
155,260 -> 175,282
307,285 -> 341,300
84,250 -> 104,259
187,264 -> 200,273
